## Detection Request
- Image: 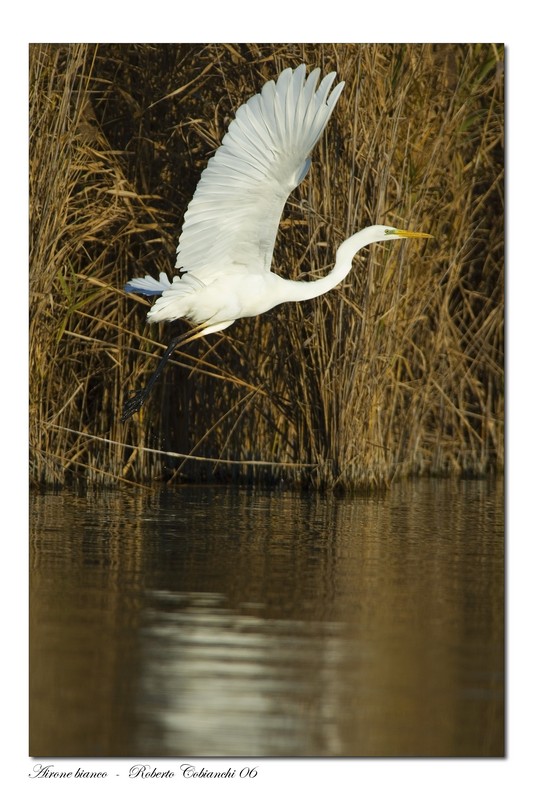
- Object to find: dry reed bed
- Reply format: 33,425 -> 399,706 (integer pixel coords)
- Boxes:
29,43 -> 503,489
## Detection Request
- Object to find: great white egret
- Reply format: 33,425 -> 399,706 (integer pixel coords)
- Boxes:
122,64 -> 430,422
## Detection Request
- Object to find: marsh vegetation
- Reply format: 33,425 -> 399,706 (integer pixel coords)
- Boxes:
29,43 -> 503,489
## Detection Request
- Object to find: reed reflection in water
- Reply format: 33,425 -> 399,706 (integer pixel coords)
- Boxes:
30,479 -> 504,757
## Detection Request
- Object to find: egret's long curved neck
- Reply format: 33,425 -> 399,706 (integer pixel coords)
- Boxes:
281,228 -> 380,303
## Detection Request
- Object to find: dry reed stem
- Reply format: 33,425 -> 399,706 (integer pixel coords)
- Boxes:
30,43 -> 503,489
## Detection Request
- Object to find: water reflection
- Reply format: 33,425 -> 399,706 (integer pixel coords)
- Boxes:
139,593 -> 346,756
30,479 -> 504,756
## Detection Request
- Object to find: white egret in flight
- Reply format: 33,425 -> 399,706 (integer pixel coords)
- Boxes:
122,64 -> 430,421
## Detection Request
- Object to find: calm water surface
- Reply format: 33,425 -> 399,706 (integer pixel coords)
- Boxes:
30,479 -> 504,757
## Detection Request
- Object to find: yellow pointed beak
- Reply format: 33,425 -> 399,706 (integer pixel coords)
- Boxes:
389,228 -> 433,239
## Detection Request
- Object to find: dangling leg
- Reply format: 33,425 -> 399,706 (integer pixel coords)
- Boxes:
121,325 -> 207,422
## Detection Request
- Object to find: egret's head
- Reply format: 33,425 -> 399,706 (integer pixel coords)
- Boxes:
352,225 -> 433,247
382,226 -> 433,241
337,224 -> 433,263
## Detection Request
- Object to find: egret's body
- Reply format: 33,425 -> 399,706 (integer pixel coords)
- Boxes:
122,65 -> 430,421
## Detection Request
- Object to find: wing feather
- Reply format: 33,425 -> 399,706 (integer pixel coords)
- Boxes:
175,65 -> 344,280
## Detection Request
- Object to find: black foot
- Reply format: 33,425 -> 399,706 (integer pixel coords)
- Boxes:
121,389 -> 148,422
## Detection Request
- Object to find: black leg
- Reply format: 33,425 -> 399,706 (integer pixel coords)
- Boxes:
121,329 -> 199,422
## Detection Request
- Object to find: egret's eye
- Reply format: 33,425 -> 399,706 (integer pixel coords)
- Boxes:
384,229 -> 396,236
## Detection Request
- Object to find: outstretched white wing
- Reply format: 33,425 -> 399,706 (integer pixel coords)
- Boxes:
175,64 -> 344,281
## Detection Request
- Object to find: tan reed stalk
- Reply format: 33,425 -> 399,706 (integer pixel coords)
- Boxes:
30,43 -> 503,489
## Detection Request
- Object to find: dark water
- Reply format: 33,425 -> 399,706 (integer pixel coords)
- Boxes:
29,479 -> 504,757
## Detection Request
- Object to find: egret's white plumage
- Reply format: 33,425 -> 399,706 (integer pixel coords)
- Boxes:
126,65 -> 345,330
122,65 -> 430,421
